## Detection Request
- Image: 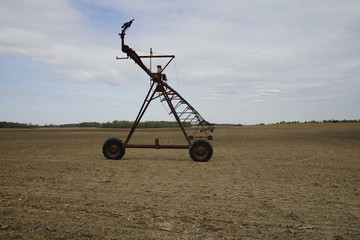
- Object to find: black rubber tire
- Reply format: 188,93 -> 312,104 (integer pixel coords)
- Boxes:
102,138 -> 125,160
189,139 -> 213,162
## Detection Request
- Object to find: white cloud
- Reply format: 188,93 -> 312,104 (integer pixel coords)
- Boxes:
1,0 -> 359,124
0,0 -> 129,85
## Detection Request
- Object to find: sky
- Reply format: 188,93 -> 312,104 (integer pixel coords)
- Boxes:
1,0 -> 359,125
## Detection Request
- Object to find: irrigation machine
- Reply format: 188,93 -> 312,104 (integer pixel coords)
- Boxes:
102,20 -> 215,162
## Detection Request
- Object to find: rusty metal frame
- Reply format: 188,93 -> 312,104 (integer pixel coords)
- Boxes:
118,19 -> 214,149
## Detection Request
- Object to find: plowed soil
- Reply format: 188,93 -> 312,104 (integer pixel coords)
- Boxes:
1,123 -> 359,240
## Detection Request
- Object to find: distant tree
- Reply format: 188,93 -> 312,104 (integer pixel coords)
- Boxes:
0,121 -> 38,128
98,120 -> 191,128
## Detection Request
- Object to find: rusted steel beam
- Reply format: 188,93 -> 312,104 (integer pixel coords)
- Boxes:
158,83 -> 192,145
124,81 -> 158,144
138,55 -> 175,58
125,144 -> 190,149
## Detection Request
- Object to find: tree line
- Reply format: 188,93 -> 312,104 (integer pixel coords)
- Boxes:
0,120 -> 192,128
276,119 -> 360,124
1,119 -> 359,128
0,121 -> 37,128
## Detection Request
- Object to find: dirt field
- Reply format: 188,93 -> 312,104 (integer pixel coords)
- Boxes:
0,123 -> 359,240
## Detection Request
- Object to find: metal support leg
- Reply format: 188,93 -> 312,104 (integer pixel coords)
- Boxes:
158,83 -> 192,145
124,81 -> 157,144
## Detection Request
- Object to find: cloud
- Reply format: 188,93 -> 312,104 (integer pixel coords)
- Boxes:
0,0 -> 129,85
1,0 -> 359,124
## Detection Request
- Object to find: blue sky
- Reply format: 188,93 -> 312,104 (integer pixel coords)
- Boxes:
1,0 -> 359,125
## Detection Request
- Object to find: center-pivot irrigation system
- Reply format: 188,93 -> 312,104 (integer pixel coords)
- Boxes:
102,19 -> 215,162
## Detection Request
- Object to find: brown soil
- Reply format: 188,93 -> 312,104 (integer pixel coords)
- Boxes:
1,123 -> 359,240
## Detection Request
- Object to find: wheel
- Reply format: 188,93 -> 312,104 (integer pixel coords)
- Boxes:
102,138 -> 125,160
189,139 -> 213,162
